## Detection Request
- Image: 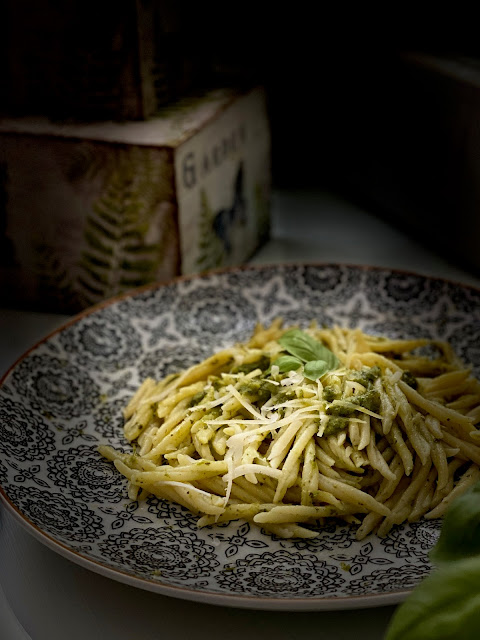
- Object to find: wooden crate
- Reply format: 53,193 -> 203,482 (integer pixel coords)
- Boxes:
0,87 -> 271,312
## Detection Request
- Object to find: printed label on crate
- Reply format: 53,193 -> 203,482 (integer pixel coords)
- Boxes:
175,88 -> 271,274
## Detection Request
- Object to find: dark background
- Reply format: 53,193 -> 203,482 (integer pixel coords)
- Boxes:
2,2 -> 480,275
204,8 -> 480,276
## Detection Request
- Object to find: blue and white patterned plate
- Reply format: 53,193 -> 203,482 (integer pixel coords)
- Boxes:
1,263 -> 480,611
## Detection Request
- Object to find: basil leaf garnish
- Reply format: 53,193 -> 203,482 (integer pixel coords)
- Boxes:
277,329 -> 339,374
272,355 -> 303,373
304,360 -> 330,381
278,329 -> 325,362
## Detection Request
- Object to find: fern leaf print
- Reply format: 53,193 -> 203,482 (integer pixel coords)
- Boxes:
77,146 -> 177,307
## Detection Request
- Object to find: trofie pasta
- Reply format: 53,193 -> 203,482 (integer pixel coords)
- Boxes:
99,320 -> 480,540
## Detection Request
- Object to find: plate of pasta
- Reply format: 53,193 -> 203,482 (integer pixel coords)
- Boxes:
1,263 -> 480,611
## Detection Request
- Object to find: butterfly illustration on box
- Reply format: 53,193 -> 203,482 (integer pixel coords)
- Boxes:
212,162 -> 247,254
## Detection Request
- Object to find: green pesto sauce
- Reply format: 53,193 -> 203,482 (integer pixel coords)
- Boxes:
274,389 -> 296,404
326,389 -> 381,416
203,406 -> 221,420
401,370 -> 418,389
350,365 -> 381,388
232,356 -> 271,375
324,415 -> 350,435
189,390 -> 207,406
322,385 -> 339,402
238,379 -> 273,403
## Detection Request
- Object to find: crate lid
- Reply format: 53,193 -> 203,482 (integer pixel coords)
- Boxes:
0,88 -> 248,147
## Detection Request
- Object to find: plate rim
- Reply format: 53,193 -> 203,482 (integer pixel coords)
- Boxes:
1,261 -> 474,610
2,260 -> 480,386
0,492 -> 410,611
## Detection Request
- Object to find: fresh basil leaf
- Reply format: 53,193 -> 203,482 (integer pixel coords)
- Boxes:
385,554 -> 480,640
277,329 -> 323,362
430,480 -> 480,564
304,359 -> 330,381
320,349 -> 340,371
386,479 -> 480,639
272,355 -> 303,373
278,329 -> 339,370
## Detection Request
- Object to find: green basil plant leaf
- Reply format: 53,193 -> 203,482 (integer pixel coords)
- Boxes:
430,480 -> 480,564
272,355 -> 303,373
385,478 -> 480,640
278,329 -> 339,370
385,554 -> 480,640
304,360 -> 330,381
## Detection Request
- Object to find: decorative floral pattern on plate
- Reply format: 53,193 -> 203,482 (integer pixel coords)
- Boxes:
11,354 -> 100,418
97,527 -> 221,581
46,445 -> 127,502
216,550 -> 346,596
4,485 -> 105,543
1,263 -> 479,610
58,308 -> 142,369
0,396 -> 56,461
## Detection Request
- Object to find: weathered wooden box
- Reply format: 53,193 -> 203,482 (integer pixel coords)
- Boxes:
0,87 -> 271,312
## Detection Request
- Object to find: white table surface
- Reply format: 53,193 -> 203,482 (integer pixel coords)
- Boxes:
1,188 -> 479,640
